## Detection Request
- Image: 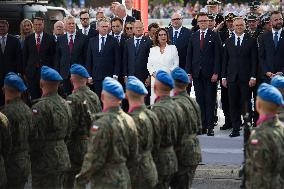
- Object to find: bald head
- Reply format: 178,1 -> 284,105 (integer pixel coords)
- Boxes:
171,13 -> 183,29
53,21 -> 64,36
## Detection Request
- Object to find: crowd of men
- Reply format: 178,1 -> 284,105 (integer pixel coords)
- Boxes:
0,0 -> 284,188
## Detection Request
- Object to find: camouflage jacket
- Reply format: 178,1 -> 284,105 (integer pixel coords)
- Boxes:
277,106 -> 284,123
128,104 -> 159,188
1,98 -> 32,155
172,91 -> 202,166
245,116 -> 284,189
66,85 -> 101,140
151,96 -> 178,176
76,106 -> 138,189
30,92 -> 72,172
0,112 -> 11,186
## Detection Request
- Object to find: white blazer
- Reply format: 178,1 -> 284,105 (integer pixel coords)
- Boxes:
147,44 -> 179,76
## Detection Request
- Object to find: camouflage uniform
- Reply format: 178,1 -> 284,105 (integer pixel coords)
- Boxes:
0,112 -> 11,188
30,92 -> 72,189
171,91 -> 202,189
245,116 -> 284,189
1,98 -> 32,189
76,107 -> 138,189
151,96 -> 178,189
128,105 -> 159,189
278,106 -> 284,123
63,86 -> 101,188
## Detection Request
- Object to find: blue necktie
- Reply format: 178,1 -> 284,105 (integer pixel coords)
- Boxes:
135,39 -> 140,55
274,31 -> 279,48
173,31 -> 178,45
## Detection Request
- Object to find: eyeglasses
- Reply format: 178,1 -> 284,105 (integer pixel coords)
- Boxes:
172,18 -> 182,21
198,20 -> 209,23
126,27 -> 133,30
158,33 -> 167,36
80,18 -> 89,21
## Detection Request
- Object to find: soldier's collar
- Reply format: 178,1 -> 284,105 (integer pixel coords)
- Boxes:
256,113 -> 276,126
72,85 -> 88,93
154,95 -> 170,103
128,104 -> 146,113
5,97 -> 21,105
173,90 -> 187,96
42,91 -> 58,97
103,106 -> 121,113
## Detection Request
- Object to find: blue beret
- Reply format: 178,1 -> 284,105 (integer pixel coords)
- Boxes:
126,76 -> 148,95
70,64 -> 90,78
271,75 -> 284,89
156,70 -> 174,89
103,77 -> 125,100
41,66 -> 63,81
4,72 -> 27,92
257,83 -> 284,105
171,67 -> 190,84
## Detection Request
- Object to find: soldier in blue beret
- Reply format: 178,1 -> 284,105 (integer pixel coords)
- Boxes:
75,76 -> 138,189
245,83 -> 284,189
271,75 -> 284,122
1,72 -> 31,189
151,70 -> 179,189
170,67 -> 202,188
30,66 -> 72,188
63,64 -> 101,188
125,76 -> 159,189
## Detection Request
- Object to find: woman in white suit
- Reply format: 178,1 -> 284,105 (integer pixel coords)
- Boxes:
147,28 -> 179,102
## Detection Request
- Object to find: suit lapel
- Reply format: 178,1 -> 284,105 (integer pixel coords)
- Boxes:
276,30 -> 284,51
239,34 -> 248,54
169,28 -> 173,41
195,31 -> 201,50
201,30 -> 211,52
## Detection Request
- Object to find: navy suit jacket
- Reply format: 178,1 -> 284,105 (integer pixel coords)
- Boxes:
258,30 -> 284,81
86,35 -> 121,80
0,34 -> 22,85
123,36 -> 152,81
79,25 -> 98,39
23,33 -> 55,79
169,26 -> 192,69
222,34 -> 257,82
55,32 -> 88,79
186,29 -> 221,79
125,15 -> 136,23
113,34 -> 128,77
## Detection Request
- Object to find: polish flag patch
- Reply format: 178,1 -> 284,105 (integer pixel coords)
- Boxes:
91,125 -> 99,132
32,109 -> 38,115
251,139 -> 259,145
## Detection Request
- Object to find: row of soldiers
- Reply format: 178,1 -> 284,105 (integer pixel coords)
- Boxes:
0,64 -> 202,189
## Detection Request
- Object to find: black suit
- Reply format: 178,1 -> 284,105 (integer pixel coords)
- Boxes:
23,32 -> 55,99
123,36 -> 152,105
86,35 -> 121,97
222,34 -> 257,132
0,34 -> 22,105
124,15 -> 136,24
79,25 -> 98,39
259,29 -> 284,82
132,9 -> 141,20
186,29 -> 221,130
55,32 -> 88,96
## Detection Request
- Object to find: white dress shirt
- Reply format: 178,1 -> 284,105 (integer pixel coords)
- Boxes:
173,27 -> 182,38
114,32 -> 123,43
99,34 -> 108,52
0,34 -> 8,45
126,8 -> 132,17
234,32 -> 245,46
199,28 -> 208,40
82,25 -> 90,35
147,44 -> 179,76
134,36 -> 143,46
34,32 -> 43,43
67,32 -> 76,43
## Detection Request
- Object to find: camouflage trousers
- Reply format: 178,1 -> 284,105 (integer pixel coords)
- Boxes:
32,170 -> 64,189
170,165 -> 198,189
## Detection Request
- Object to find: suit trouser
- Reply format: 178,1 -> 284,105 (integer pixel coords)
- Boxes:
92,80 -> 103,100
193,76 -> 217,130
221,85 -> 232,125
228,80 -> 250,132
27,69 -> 41,100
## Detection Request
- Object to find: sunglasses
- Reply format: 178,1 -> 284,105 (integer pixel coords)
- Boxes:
80,18 -> 89,21
126,27 -> 133,30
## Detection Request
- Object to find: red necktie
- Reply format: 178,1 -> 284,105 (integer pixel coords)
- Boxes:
200,31 -> 205,49
69,34 -> 74,52
36,34 -> 41,52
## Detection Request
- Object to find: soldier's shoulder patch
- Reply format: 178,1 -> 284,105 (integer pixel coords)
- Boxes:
250,139 -> 259,145
91,125 -> 99,132
32,109 -> 38,115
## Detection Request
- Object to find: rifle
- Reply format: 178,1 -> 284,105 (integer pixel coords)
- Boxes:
239,107 -> 252,188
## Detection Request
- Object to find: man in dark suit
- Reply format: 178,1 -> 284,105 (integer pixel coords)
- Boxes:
23,17 -> 56,100
259,10 -> 284,83
125,0 -> 141,20
222,17 -> 257,137
186,13 -> 221,136
116,4 -> 136,27
123,20 -> 152,105
86,18 -> 121,98
78,10 -> 98,38
55,16 -> 88,97
218,12 -> 236,130
169,13 -> 192,93
0,20 -> 22,105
